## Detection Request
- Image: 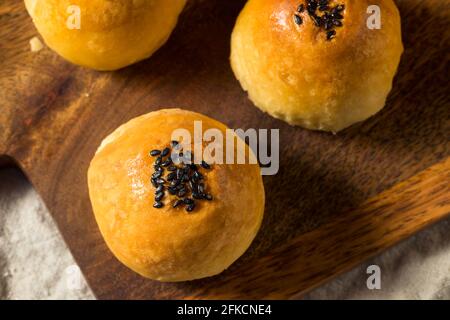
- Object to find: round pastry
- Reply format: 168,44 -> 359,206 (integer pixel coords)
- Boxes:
230,0 -> 403,132
87,109 -> 265,281
25,0 -> 186,70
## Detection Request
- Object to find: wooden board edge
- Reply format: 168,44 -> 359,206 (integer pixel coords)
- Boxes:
183,157 -> 450,299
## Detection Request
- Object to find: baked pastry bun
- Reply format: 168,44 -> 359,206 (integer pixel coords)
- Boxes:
88,109 -> 265,281
231,0 -> 403,132
25,0 -> 186,70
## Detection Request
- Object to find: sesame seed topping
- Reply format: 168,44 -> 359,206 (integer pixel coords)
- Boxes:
295,0 -> 345,41
148,140 -> 214,213
150,150 -> 161,157
161,147 -> 170,157
153,202 -> 164,209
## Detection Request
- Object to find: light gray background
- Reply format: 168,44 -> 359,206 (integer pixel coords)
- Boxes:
0,167 -> 449,300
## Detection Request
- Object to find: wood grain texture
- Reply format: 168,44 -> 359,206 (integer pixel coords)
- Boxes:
187,158 -> 450,299
0,0 -> 449,299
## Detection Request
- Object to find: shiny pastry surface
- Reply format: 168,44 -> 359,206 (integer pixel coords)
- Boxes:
25,0 -> 186,70
231,0 -> 403,132
88,109 -> 265,281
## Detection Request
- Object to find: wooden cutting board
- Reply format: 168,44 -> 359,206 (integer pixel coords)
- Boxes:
0,0 -> 449,299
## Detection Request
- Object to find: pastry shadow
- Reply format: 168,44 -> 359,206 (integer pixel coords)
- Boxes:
164,148 -> 365,293
110,0 -> 246,100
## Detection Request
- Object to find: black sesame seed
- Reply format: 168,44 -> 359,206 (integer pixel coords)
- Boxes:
331,12 -> 343,19
168,187 -> 177,195
161,147 -> 170,157
294,14 -> 303,25
182,174 -> 190,182
151,178 -> 158,188
183,198 -> 194,205
193,171 -> 203,181
327,30 -> 336,40
186,203 -> 195,213
153,202 -> 163,209
161,159 -> 172,167
334,4 -> 345,12
155,192 -> 164,202
177,189 -> 187,197
156,185 -> 164,193
189,181 -> 197,192
155,156 -> 162,166
198,183 -> 205,194
333,19 -> 343,27
201,160 -> 211,170
167,166 -> 177,172
176,168 -> 184,180
170,179 -> 180,187
176,184 -> 185,190
152,172 -> 162,180
171,140 -> 179,148
204,194 -> 213,201
193,192 -> 204,200
156,178 -> 166,185
311,14 -> 321,26
297,4 -> 304,12
150,150 -> 161,157
307,1 -> 317,12
173,199 -> 183,208
167,172 -> 176,181
189,164 -> 199,171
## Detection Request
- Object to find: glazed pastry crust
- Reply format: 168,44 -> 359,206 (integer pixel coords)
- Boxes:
25,0 -> 186,70
88,109 -> 265,281
231,0 -> 403,132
